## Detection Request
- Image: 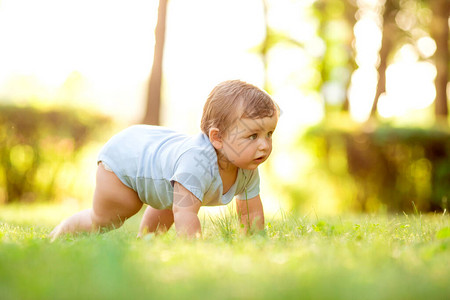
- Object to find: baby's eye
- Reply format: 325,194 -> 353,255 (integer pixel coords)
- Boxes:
267,131 -> 273,138
249,134 -> 258,140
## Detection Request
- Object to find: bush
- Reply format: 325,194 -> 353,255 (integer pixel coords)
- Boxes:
302,121 -> 450,212
0,104 -> 112,204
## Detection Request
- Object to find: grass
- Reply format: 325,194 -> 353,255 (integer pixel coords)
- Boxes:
1,204 -> 449,300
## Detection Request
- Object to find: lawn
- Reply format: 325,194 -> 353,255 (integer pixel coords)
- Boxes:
0,204 -> 449,300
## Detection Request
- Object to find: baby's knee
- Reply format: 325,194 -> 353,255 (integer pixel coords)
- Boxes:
91,211 -> 123,229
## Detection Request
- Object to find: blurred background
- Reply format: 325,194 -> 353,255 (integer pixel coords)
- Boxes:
0,0 -> 448,215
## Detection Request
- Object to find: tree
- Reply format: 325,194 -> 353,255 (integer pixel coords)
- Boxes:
314,0 -> 358,114
430,0 -> 449,120
370,0 -> 449,121
370,0 -> 400,118
142,0 -> 168,125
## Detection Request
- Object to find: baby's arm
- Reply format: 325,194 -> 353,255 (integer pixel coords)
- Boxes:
172,182 -> 202,237
236,195 -> 264,232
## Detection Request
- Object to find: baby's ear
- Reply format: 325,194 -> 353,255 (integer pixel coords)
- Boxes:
208,128 -> 223,149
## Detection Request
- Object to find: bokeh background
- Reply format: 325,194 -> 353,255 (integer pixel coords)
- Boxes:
0,0 -> 449,215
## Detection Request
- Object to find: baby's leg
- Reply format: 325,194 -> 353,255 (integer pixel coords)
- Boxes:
50,164 -> 143,240
138,206 -> 174,237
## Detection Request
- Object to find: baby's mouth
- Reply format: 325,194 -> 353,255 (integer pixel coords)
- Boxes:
254,156 -> 266,162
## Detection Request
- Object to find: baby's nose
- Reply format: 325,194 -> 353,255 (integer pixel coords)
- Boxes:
258,138 -> 270,150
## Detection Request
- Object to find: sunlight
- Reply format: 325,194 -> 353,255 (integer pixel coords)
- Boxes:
416,36 -> 436,58
348,7 -> 382,122
378,45 -> 437,118
268,45 -> 317,90
274,87 -> 323,132
347,0 -> 438,123
353,17 -> 382,67
0,0 -> 158,121
267,0 -> 316,43
348,66 -> 378,122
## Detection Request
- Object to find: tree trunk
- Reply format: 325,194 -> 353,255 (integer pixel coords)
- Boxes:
142,0 -> 168,125
342,0 -> 358,112
370,1 -> 396,117
430,0 -> 449,120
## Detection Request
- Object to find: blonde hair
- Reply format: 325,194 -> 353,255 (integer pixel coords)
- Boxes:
200,80 -> 278,136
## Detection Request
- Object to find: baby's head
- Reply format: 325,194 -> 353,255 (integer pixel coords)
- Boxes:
201,80 -> 278,137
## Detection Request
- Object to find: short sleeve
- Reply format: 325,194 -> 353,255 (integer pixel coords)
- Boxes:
170,148 -> 213,203
236,169 -> 260,200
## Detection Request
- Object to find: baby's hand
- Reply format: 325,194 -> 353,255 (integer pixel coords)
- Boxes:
48,209 -> 93,242
49,221 -> 67,242
172,182 -> 202,238
236,194 -> 265,233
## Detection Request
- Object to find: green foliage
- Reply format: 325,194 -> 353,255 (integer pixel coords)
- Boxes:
0,104 -> 112,203
313,0 -> 357,111
303,120 -> 450,212
0,205 -> 449,300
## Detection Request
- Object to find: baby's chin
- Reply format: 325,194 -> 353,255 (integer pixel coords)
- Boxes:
241,163 -> 261,171
233,158 -> 267,170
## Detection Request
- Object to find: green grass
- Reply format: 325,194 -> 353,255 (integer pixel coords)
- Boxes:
1,204 -> 449,300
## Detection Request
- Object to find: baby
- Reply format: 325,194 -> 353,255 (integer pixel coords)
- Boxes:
50,80 -> 279,239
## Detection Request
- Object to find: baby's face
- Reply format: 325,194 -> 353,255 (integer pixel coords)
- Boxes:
220,114 -> 278,170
